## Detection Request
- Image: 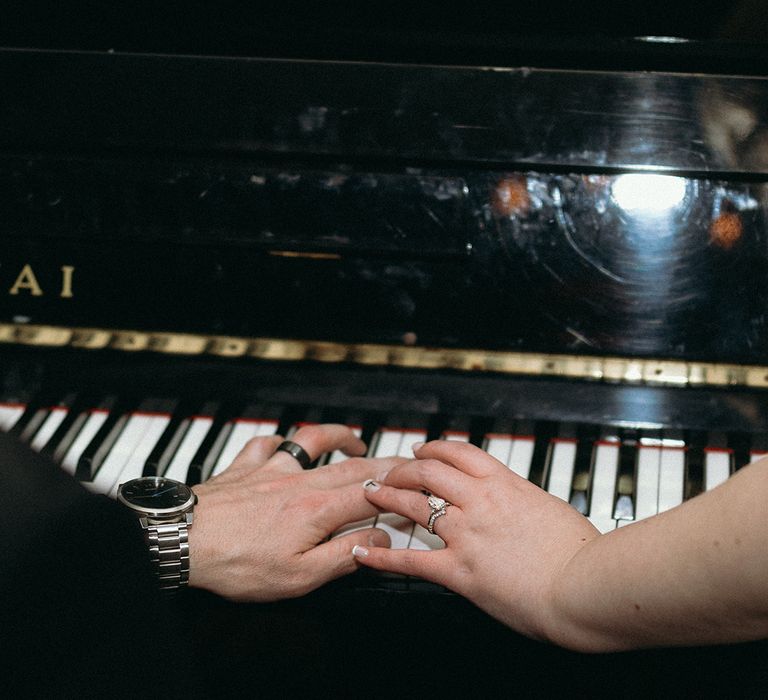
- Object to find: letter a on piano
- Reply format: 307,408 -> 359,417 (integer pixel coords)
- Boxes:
9,264 -> 43,296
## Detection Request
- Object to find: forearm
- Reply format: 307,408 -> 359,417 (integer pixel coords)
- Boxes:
548,460 -> 768,652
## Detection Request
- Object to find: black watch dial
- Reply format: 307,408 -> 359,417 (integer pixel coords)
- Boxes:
120,477 -> 193,510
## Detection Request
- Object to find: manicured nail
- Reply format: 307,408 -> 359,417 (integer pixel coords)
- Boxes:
352,544 -> 369,558
375,470 -> 390,482
411,441 -> 424,453
363,479 -> 381,492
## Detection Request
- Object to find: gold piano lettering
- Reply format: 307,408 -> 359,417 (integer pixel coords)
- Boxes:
60,265 -> 75,298
7,264 -> 75,298
9,264 -> 43,296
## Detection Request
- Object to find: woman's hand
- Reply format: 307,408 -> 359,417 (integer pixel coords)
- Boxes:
354,439 -> 599,642
189,424 -> 401,602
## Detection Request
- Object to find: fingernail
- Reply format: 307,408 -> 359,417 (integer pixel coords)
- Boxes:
411,441 -> 424,453
363,479 -> 381,492
352,544 -> 369,558
375,470 -> 390,482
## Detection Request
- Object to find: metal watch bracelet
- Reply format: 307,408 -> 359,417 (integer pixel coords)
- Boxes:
145,520 -> 191,592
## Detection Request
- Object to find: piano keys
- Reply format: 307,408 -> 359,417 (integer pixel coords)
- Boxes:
6,376 -> 768,547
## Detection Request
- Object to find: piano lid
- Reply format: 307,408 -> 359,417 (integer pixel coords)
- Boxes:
1,37 -> 768,370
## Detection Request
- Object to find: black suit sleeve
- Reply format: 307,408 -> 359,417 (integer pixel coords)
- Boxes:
0,433 -> 189,698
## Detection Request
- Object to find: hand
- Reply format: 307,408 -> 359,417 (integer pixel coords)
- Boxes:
354,440 -> 599,642
189,424 -> 399,602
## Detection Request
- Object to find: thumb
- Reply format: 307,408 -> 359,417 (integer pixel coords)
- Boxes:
299,527 -> 391,588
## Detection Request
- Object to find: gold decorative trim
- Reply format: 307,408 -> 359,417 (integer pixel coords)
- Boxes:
2,322 -> 768,389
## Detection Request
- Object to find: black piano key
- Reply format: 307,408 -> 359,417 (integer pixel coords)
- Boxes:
438,414 -> 472,442
142,399 -> 197,476
75,397 -> 135,481
613,429 -> 637,521
24,392 -> 78,451
52,396 -> 119,466
187,401 -> 244,484
38,394 -> 89,459
685,429 -> 707,500
569,423 -> 598,514
10,391 -> 57,439
729,432 -> 752,471
527,420 -> 556,488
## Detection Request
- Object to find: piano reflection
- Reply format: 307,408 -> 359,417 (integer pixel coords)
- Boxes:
1,36 -> 768,696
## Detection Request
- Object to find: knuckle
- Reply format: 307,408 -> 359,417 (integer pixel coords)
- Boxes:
242,435 -> 274,453
291,490 -> 329,516
286,568 -> 314,598
414,459 -> 438,483
293,423 -> 324,445
399,551 -> 421,572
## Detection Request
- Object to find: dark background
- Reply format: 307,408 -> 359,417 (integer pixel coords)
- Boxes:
2,1 -> 768,69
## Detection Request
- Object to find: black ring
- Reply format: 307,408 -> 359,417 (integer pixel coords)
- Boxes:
275,440 -> 312,469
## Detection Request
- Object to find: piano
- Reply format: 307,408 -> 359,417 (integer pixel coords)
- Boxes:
2,19 -> 768,696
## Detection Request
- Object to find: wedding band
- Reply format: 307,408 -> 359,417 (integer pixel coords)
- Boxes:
427,494 -> 451,534
275,440 -> 312,469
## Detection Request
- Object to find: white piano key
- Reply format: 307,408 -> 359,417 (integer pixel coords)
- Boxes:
546,439 -> 577,502
409,523 -> 446,551
327,426 -> 363,464
400,428 -> 427,454
372,429 -> 404,458
210,419 -> 278,477
375,513 -> 413,550
29,407 -> 68,452
749,450 -> 768,464
442,430 -> 469,442
589,440 -> 620,518
0,403 -> 25,431
60,409 -> 110,476
658,444 -> 685,513
635,442 -> 661,521
378,430 -> 427,550
333,427 -> 403,540
108,414 -> 172,497
704,449 -> 731,491
87,413 -> 155,494
508,436 -> 535,479
588,515 -> 617,534
163,416 -> 214,481
483,433 -> 513,466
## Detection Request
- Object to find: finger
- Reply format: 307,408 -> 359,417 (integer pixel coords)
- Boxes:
298,456 -> 404,489
362,481 -> 462,539
309,481 -> 389,532
269,423 -> 367,473
206,435 -> 283,483
383,459 -> 474,505
215,435 -> 285,480
413,440 -> 503,478
297,527 -> 391,590
352,544 -> 452,584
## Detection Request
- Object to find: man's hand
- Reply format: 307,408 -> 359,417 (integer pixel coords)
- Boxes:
188,424 -> 399,601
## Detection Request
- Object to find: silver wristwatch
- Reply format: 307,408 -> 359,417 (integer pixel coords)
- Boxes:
117,476 -> 197,592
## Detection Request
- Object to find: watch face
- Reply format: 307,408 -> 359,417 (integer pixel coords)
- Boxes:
118,477 -> 195,514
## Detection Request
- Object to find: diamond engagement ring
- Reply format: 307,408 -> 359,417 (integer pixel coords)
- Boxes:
427,494 -> 452,534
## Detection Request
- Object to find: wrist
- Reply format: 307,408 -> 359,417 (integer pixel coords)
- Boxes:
542,535 -> 620,653
187,486 -> 217,591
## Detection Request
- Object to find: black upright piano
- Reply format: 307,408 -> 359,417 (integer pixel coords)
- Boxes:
2,9 -> 768,697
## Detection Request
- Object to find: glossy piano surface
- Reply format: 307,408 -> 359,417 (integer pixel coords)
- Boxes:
2,50 -> 768,364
